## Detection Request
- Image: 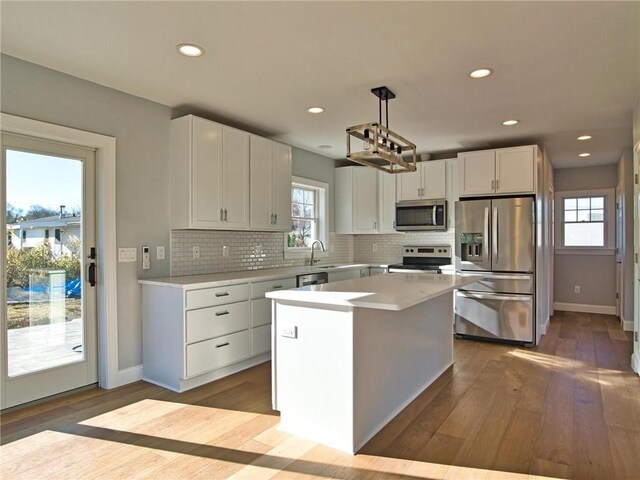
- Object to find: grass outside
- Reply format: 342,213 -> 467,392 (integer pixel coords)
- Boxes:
7,299 -> 82,329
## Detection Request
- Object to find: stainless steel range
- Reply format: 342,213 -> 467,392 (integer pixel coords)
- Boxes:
388,245 -> 452,274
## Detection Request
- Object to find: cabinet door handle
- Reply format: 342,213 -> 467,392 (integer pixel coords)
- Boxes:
496,179 -> 500,190
274,213 -> 277,224
215,292 -> 229,297
215,342 -> 230,348
215,311 -> 229,316
272,285 -> 283,289
220,209 -> 224,221
224,209 -> 228,221
270,213 -> 274,224
491,180 -> 495,191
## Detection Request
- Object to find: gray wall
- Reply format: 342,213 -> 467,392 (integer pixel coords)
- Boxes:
1,54 -> 337,370
553,165 -> 618,307
618,148 -> 634,322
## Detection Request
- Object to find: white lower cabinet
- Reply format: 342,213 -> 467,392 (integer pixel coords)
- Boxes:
328,268 -> 369,283
186,330 -> 251,378
142,276 -> 294,393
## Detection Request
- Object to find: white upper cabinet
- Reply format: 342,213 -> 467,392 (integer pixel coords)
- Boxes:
249,136 -> 292,231
495,146 -> 535,194
396,160 -> 447,202
377,171 -> 396,233
336,167 -> 396,234
171,114 -> 291,231
459,145 -> 537,197
221,126 -> 250,228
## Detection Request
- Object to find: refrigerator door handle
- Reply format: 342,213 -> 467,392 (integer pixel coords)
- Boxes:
483,207 -> 490,265
492,206 -> 499,262
457,291 -> 531,302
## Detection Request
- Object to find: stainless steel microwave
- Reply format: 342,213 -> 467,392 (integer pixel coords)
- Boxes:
395,199 -> 447,231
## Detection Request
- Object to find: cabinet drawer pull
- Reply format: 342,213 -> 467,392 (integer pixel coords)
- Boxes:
272,285 -> 283,289
215,342 -> 230,348
215,292 -> 230,297
215,311 -> 229,316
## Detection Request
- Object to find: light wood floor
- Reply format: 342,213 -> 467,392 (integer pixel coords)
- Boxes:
1,311 -> 638,480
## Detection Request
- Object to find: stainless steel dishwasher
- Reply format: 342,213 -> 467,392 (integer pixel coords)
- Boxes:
296,272 -> 329,287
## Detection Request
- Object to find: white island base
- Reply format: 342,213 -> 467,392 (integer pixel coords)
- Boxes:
269,273 -> 474,454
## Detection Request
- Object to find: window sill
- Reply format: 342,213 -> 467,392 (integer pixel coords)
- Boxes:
554,248 -> 615,256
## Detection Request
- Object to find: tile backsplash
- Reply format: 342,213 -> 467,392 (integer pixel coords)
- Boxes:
171,230 -> 354,276
170,229 -> 456,276
353,231 -> 456,264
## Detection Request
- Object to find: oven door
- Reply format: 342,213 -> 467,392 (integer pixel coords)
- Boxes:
395,200 -> 446,231
454,290 -> 534,343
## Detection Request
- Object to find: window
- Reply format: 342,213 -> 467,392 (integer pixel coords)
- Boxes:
54,228 -> 62,242
289,186 -> 317,248
284,177 -> 328,259
556,189 -> 615,253
21,230 -> 26,241
44,229 -> 50,240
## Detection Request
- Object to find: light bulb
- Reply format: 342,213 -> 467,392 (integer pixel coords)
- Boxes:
362,129 -> 372,151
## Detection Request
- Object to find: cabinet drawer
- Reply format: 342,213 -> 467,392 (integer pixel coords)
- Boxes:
186,283 -> 249,310
252,324 -> 271,356
186,330 -> 250,378
251,297 -> 272,327
251,277 -> 296,299
186,300 -> 250,344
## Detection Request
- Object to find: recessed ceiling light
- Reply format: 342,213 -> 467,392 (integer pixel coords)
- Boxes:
579,152 -> 591,157
176,44 -> 204,57
502,119 -> 519,126
318,145 -> 332,149
307,106 -> 325,114
577,135 -> 592,141
469,68 -> 493,79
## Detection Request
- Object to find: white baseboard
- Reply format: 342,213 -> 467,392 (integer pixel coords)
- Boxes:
117,364 -> 143,387
554,302 -> 617,315
632,353 -> 640,376
620,315 -> 634,332
540,316 -> 550,335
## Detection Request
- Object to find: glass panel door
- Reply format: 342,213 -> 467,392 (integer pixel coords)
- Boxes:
2,133 -> 97,408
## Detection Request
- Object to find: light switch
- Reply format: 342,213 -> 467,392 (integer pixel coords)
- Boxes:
118,248 -> 137,263
156,246 -> 165,260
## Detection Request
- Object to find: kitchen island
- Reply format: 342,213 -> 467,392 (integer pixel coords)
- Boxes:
266,272 -> 478,454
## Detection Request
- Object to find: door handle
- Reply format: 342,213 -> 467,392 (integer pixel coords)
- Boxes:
88,262 -> 96,287
492,206 -> 499,262
483,207 -> 490,264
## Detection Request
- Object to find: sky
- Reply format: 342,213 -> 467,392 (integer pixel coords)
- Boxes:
6,149 -> 83,214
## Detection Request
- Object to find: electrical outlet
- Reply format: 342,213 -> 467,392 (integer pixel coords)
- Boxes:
192,246 -> 200,259
574,285 -> 581,294
156,246 -> 165,260
372,243 -> 378,252
222,245 -> 229,257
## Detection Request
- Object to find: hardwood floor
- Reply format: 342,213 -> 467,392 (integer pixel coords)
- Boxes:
1,311 -> 638,479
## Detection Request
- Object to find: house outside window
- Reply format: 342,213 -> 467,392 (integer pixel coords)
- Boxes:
284,176 -> 329,259
21,230 -> 26,241
44,229 -> 50,240
555,189 -> 615,253
54,229 -> 62,242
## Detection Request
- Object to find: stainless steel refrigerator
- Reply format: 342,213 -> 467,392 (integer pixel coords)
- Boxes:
455,196 -> 535,345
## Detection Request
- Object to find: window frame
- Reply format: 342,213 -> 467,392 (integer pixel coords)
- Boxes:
554,188 -> 615,255
284,176 -> 329,260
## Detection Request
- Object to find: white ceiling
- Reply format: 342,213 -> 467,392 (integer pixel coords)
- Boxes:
1,1 -> 638,169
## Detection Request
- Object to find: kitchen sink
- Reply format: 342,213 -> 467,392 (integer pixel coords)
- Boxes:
315,265 -> 337,269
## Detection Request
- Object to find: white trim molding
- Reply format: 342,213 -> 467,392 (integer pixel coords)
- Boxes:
621,315 -> 634,332
632,353 -> 639,375
554,302 -> 617,316
1,113 -> 119,389
117,365 -> 143,386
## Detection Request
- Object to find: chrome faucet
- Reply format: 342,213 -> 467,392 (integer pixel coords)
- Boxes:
310,240 -> 326,266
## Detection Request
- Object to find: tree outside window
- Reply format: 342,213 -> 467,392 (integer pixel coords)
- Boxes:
288,186 -> 317,248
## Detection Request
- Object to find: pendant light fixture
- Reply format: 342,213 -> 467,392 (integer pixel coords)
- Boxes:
346,86 -> 417,174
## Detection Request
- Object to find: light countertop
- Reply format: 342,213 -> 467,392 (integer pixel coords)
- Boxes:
266,273 -> 479,311
138,263 -> 388,289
